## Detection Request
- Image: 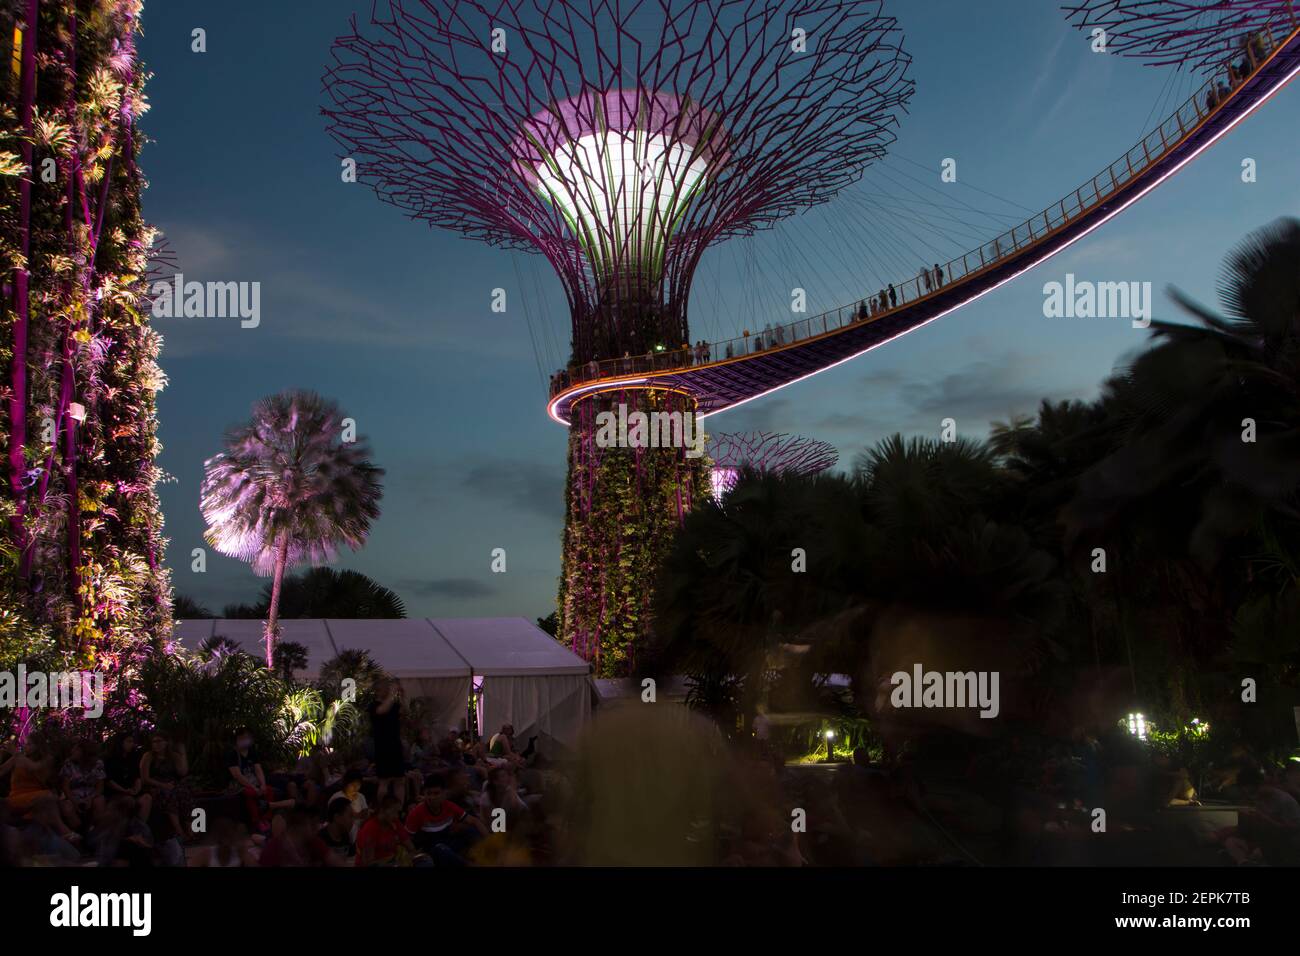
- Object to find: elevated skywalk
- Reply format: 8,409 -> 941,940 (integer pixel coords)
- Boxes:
548,21 -> 1300,425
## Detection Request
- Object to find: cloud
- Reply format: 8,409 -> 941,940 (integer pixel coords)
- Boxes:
898,350 -> 1093,422
705,395 -> 797,434
401,577 -> 497,599
150,220 -> 562,361
460,459 -> 565,520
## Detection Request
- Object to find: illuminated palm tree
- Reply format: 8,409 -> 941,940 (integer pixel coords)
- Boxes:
200,390 -> 384,667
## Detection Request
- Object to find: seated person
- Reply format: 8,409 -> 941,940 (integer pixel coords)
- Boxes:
479,766 -> 531,834
487,724 -> 533,769
260,809 -> 331,867
139,733 -> 194,842
105,732 -> 152,823
293,745 -> 341,809
60,738 -> 107,831
91,795 -> 156,868
0,801 -> 20,866
327,769 -> 370,843
409,727 -> 443,774
444,765 -> 476,811
319,796 -> 356,864
405,772 -> 487,864
192,816 -> 255,868
21,794 -> 82,863
1,737 -> 79,847
355,796 -> 416,867
226,727 -> 287,833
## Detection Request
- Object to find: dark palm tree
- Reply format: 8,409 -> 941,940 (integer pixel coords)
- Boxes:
200,390 -> 384,667
171,594 -> 213,619
648,437 -> 1064,723
222,567 -> 406,620
1067,218 -> 1300,561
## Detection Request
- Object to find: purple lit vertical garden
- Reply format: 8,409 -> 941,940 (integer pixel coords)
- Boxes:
320,0 -> 913,675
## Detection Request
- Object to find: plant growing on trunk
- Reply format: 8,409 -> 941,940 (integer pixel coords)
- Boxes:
200,390 -> 383,667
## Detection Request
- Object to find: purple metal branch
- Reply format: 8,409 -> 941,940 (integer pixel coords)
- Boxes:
706,431 -> 839,476
1063,1 -> 1299,73
322,0 -> 913,364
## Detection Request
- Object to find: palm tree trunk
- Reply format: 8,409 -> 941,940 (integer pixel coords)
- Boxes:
265,533 -> 290,669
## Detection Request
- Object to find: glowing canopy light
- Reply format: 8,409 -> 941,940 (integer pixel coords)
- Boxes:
710,465 -> 740,501
706,432 -> 839,501
323,2 -> 913,365
515,89 -> 724,288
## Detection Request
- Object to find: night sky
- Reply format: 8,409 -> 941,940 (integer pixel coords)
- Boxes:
139,1 -> 1300,619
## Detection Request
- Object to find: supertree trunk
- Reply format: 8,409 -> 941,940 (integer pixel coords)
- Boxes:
6,0 -> 39,559
2,0 -> 172,667
558,388 -> 708,678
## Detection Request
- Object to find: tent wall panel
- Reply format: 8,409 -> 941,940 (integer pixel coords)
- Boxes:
480,673 -> 592,756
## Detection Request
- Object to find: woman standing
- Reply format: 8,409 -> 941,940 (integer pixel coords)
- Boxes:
369,679 -> 406,805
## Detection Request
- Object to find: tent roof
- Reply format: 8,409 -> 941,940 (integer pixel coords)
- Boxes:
170,617 -> 588,679
171,619 -> 335,680
430,617 -> 590,676
325,618 -> 470,678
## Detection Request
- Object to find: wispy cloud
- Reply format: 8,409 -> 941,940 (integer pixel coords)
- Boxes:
400,577 -> 497,599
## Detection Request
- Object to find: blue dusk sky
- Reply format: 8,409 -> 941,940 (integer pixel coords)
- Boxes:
137,1 -> 1300,617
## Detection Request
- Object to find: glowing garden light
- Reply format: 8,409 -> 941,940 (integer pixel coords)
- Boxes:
1126,712 -> 1149,740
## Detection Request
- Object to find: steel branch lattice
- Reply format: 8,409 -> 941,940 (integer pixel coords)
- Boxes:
322,1 -> 913,365
1063,1 -> 1299,72
706,431 -> 838,476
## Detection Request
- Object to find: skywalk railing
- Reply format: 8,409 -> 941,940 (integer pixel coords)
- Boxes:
550,14 -> 1300,400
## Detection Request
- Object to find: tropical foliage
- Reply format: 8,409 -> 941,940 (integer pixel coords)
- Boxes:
139,641 -> 372,787
645,218 -> 1300,764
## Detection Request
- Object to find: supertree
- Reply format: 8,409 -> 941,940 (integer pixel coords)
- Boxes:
322,0 -> 912,676
706,432 -> 838,500
1,0 -> 171,679
1063,1 -> 1300,73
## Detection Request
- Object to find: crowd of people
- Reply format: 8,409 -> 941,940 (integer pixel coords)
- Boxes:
1205,30 -> 1275,111
0,679 -> 550,867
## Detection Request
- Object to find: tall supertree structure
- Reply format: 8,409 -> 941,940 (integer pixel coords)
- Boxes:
1,0 -> 171,678
706,432 -> 838,500
1064,1 -> 1299,72
322,0 -> 912,676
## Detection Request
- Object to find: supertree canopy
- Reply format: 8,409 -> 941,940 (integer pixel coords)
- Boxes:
322,0 -> 912,676
706,431 -> 839,500
323,0 -> 912,362
1063,1 -> 1300,73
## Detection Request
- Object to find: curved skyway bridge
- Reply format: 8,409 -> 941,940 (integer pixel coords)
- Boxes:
548,20 -> 1300,426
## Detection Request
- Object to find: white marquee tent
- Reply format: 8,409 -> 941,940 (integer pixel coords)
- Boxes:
171,617 -> 593,754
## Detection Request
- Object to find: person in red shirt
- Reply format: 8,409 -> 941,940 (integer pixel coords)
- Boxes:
259,810 -> 333,867
404,772 -> 487,865
355,795 -> 414,866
